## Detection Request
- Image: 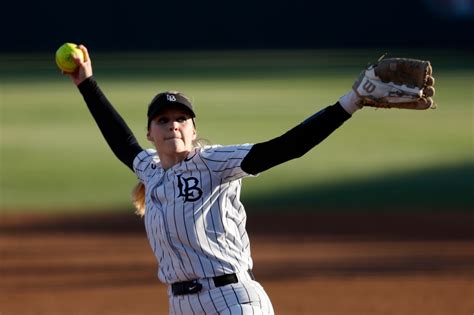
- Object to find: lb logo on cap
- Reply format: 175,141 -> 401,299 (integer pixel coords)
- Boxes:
167,94 -> 177,102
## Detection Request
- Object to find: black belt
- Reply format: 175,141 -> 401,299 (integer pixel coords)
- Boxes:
171,270 -> 255,296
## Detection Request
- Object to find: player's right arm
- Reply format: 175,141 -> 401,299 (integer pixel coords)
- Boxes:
65,45 -> 142,171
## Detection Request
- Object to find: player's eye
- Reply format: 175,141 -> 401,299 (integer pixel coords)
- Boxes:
156,117 -> 169,124
176,116 -> 188,123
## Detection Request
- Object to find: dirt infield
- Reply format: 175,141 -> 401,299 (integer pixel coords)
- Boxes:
1,211 -> 473,315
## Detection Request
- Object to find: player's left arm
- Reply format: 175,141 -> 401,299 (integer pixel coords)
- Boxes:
242,56 -> 436,175
241,102 -> 351,175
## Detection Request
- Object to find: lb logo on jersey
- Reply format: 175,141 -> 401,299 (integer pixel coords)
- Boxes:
177,175 -> 203,202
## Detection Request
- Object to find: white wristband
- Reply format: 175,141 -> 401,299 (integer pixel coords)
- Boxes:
339,90 -> 362,115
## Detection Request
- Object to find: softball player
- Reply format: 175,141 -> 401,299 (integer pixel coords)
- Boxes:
65,45 -> 360,315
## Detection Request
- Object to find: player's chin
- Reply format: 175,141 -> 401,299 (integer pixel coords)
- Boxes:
161,140 -> 189,154
164,138 -> 184,148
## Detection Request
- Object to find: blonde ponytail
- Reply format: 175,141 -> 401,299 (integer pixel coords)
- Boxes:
132,182 -> 146,217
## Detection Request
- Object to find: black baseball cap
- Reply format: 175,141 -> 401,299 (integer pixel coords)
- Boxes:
147,92 -> 196,126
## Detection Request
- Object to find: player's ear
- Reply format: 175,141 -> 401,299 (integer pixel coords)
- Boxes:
146,130 -> 153,142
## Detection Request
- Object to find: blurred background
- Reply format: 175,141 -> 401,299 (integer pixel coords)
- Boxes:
1,0 -> 474,51
1,1 -> 473,314
1,0 -> 472,212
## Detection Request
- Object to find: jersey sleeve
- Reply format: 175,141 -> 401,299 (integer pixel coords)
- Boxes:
199,144 -> 256,182
133,149 -> 159,183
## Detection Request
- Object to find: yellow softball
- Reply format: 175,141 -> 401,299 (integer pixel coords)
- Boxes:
55,43 -> 84,73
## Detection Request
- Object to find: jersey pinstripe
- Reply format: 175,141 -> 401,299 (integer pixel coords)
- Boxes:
133,144 -> 256,284
168,270 -> 274,314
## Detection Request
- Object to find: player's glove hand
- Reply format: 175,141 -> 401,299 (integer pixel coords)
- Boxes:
352,56 -> 436,110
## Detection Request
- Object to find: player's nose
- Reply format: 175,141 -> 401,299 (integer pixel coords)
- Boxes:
169,122 -> 179,131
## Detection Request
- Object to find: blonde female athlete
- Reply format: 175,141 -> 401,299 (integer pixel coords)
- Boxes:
65,45 -> 364,315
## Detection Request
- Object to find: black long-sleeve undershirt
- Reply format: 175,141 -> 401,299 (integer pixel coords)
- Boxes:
78,77 -> 142,171
77,77 -> 351,174
241,104 -> 351,174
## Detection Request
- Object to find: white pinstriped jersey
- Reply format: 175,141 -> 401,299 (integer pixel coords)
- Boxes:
133,144 -> 256,284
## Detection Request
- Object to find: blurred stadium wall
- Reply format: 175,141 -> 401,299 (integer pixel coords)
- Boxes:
1,0 -> 473,52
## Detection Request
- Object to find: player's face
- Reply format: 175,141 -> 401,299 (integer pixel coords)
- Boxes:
147,107 -> 196,161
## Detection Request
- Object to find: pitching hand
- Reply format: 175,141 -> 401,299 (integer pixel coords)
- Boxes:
64,45 -> 93,86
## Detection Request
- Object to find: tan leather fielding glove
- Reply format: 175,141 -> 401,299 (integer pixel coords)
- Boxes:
353,57 -> 436,110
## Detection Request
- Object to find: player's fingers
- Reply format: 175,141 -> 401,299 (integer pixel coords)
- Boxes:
72,44 -> 93,84
72,55 -> 83,66
78,44 -> 90,63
